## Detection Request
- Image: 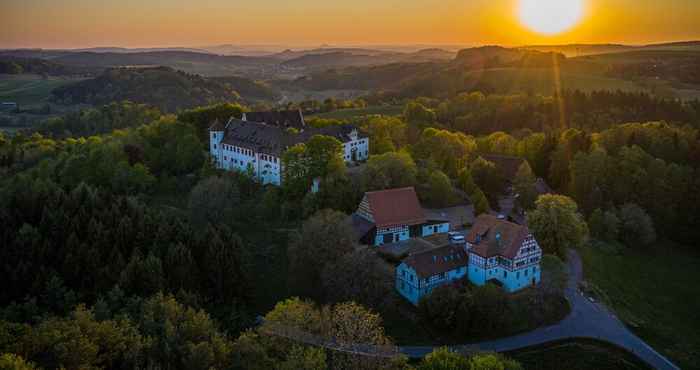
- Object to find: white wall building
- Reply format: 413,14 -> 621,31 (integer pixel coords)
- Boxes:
352,187 -> 450,246
209,111 -> 368,186
395,214 -> 543,305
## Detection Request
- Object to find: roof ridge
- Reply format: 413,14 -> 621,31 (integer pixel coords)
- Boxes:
365,186 -> 416,194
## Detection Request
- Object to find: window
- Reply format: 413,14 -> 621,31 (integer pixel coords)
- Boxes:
516,271 -> 520,279
213,144 -> 217,149
503,271 -> 508,278
525,269 -> 529,276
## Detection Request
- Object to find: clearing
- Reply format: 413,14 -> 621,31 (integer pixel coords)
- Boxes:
0,74 -> 83,107
580,241 -> 700,369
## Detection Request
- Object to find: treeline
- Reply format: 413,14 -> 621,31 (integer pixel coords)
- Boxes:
397,90 -> 700,134
37,101 -> 161,138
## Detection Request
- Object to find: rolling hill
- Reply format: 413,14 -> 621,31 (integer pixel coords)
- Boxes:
0,56 -> 97,76
50,66 -> 241,112
521,40 -> 700,57
290,45 -> 700,99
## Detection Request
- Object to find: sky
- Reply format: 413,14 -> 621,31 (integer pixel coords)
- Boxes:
1,0 -> 699,49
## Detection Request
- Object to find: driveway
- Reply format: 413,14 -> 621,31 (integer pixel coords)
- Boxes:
399,249 -> 679,370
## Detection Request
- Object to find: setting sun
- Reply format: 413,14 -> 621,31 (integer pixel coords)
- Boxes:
518,0 -> 585,35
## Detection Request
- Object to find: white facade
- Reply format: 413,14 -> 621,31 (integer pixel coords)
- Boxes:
375,225 -> 411,246
210,130 -> 282,185
466,234 -> 542,293
396,254 -> 468,305
210,124 -> 367,186
342,130 -> 370,162
396,232 -> 543,305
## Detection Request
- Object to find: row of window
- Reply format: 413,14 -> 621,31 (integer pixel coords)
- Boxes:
484,265 -> 538,280
222,144 -> 253,157
260,154 -> 278,163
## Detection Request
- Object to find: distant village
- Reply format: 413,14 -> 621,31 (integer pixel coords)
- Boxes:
209,110 -> 545,305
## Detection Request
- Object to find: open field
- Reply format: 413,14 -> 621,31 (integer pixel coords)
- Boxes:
506,338 -> 651,370
577,49 -> 700,64
0,74 -> 83,107
580,241 -> 700,369
309,105 -> 404,119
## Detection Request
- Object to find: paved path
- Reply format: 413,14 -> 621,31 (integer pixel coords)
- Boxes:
399,250 -> 679,370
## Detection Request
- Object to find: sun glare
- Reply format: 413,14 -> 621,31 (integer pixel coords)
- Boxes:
518,0 -> 584,35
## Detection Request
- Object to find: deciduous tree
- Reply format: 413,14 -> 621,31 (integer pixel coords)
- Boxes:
527,195 -> 588,258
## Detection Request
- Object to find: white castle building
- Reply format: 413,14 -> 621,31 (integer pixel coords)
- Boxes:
209,110 -> 369,185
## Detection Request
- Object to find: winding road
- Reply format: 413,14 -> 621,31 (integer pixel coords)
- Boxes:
399,249 -> 679,370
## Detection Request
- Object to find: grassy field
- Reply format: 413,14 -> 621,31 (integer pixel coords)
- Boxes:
506,338 -> 651,370
580,241 -> 700,369
0,74 -> 83,107
309,105 -> 404,120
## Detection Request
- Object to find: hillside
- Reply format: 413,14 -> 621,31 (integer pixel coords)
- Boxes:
281,49 -> 455,69
0,56 -> 96,76
0,50 -> 279,77
521,40 -> 700,57
290,45 -> 700,100
50,66 -> 240,112
211,76 -> 281,101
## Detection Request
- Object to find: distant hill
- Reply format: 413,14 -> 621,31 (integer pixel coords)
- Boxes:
271,47 -> 400,61
521,40 -> 700,57
289,45 -> 700,99
50,51 -> 275,68
0,56 -> 97,76
452,46 -> 565,68
51,66 -> 240,112
0,50 -> 278,77
520,44 -> 634,57
73,47 -> 211,54
281,48 -> 455,69
210,76 -> 281,101
293,46 -> 567,92
577,49 -> 700,85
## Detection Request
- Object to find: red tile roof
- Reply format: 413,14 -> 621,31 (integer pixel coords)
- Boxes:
402,245 -> 468,279
365,187 -> 426,228
465,214 -> 529,259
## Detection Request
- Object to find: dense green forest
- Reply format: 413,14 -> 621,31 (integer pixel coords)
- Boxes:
1,85 -> 699,368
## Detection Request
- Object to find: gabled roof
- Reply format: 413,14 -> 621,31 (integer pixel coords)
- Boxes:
220,119 -> 364,156
465,214 -> 529,259
402,245 -> 467,278
364,187 -> 426,228
244,110 -> 305,129
209,119 -> 225,131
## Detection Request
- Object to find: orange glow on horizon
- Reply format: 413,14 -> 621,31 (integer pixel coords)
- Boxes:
1,0 -> 699,49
